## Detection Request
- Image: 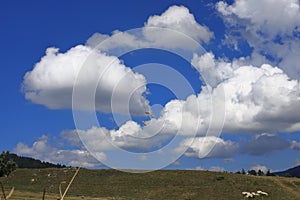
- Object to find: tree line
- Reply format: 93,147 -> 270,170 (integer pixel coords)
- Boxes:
236,168 -> 275,176
0,151 -> 66,177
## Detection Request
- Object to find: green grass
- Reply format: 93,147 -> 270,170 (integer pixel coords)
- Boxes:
1,168 -> 300,199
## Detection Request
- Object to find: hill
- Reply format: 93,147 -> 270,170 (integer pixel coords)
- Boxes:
275,165 -> 300,178
4,152 -> 66,169
1,168 -> 300,199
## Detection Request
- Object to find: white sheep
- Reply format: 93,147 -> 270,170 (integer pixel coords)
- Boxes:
251,192 -> 260,196
257,190 -> 268,196
242,192 -> 254,198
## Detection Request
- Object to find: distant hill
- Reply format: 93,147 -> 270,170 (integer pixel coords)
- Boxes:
5,153 -> 66,168
274,165 -> 300,177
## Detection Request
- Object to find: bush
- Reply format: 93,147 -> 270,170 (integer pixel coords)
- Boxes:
216,176 -> 225,181
283,173 -> 292,177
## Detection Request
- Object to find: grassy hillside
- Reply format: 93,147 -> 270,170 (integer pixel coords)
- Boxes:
1,168 -> 300,199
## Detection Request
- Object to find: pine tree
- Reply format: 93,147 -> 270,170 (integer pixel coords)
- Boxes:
241,168 -> 246,174
266,169 -> 274,176
257,169 -> 264,176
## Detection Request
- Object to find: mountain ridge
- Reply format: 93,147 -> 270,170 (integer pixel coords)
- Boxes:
274,165 -> 300,177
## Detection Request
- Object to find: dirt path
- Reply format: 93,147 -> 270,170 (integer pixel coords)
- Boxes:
271,177 -> 300,198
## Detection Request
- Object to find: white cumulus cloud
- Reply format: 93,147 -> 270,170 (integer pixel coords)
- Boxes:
22,45 -> 149,115
13,135 -> 104,168
192,52 -> 300,133
23,5 -> 213,114
216,0 -> 300,79
58,50 -> 300,159
86,5 -> 214,51
177,136 -> 238,158
217,0 -> 300,37
144,5 -> 214,46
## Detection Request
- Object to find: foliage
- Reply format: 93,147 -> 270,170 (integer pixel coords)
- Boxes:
241,168 -> 246,175
248,169 -> 257,176
3,152 -> 66,169
7,153 -> 66,169
257,169 -> 265,176
1,151 -> 68,177
0,151 -> 17,177
283,173 -> 292,177
266,169 -> 275,176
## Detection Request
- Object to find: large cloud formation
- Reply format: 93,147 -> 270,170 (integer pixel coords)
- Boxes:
22,46 -> 149,115
14,130 -> 300,165
192,52 -> 300,133
69,50 -> 300,158
86,6 -> 214,51
55,56 -> 300,157
217,0 -> 300,37
22,49 -> 300,161
22,5 -> 213,115
19,3 -> 300,165
216,0 -> 300,79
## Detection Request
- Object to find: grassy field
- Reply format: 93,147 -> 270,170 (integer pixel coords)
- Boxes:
0,168 -> 300,199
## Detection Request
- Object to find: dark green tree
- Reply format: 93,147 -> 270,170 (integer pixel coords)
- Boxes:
241,168 -> 246,175
248,169 -> 257,176
266,169 -> 274,176
0,151 -> 17,177
257,169 -> 264,176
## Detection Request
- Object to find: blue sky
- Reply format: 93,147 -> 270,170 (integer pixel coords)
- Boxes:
1,0 -> 300,172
